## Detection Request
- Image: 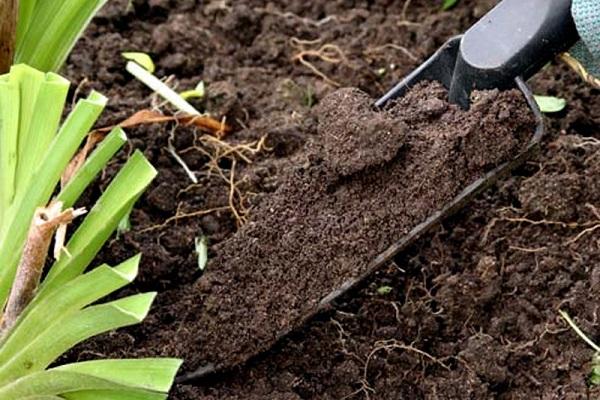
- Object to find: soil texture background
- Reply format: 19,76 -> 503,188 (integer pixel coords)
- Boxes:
61,0 -> 600,399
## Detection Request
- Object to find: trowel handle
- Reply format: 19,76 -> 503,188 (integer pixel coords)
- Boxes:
449,0 -> 579,108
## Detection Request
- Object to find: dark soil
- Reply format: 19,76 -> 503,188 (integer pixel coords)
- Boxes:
173,83 -> 533,371
62,0 -> 600,399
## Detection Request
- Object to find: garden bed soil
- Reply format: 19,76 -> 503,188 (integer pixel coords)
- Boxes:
63,0 -> 600,399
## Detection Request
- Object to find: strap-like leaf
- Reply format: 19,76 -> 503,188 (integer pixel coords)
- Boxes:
55,359 -> 183,393
16,0 -> 109,72
57,128 -> 128,208
0,89 -> 107,310
0,255 -> 140,359
0,293 -> 156,384
0,370 -> 156,399
0,79 -> 20,226
62,390 -> 167,400
40,151 -> 157,293
16,72 -> 70,193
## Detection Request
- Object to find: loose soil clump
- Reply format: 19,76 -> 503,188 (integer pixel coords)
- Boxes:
182,82 -> 534,371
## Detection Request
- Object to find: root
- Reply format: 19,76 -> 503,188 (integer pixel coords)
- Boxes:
398,0 -> 422,27
141,134 -> 268,233
291,37 -> 348,87
256,5 -> 369,28
341,381 -> 375,400
570,136 -> 600,149
500,216 -> 577,228
363,339 -> 449,389
567,223 -> 600,244
364,43 -> 418,62
566,203 -> 600,244
137,205 -> 230,234
216,159 -> 248,227
330,317 -> 375,400
192,134 -> 268,171
508,245 -> 548,253
188,134 -> 267,226
482,204 -> 600,247
257,7 -> 338,27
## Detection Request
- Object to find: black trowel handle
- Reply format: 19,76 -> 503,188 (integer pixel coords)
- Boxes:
449,0 -> 578,107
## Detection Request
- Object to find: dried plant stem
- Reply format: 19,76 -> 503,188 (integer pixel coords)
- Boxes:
560,53 -> 600,89
0,202 -> 85,338
0,0 -> 18,74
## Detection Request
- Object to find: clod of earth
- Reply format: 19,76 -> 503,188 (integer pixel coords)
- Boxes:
153,81 -> 535,373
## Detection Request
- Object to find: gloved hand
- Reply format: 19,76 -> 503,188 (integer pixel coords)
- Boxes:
566,0 -> 600,87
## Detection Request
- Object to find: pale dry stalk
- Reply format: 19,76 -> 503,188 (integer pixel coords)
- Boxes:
0,202 -> 86,338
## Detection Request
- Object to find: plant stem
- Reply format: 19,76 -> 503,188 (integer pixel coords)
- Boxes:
0,0 -> 18,74
0,202 -> 85,338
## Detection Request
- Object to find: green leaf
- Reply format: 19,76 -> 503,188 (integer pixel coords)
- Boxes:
195,235 -> 208,270
0,88 -> 107,310
442,0 -> 459,10
15,72 -> 70,193
180,81 -> 206,100
10,65 -> 45,178
0,293 -> 157,384
377,286 -> 393,295
116,211 -> 133,238
0,256 -> 141,359
0,79 -> 20,226
0,370 -> 158,399
57,128 -> 128,209
55,359 -> 183,393
534,95 -> 567,113
0,65 -> 178,399
16,0 -> 109,72
122,52 -> 156,74
62,390 -> 167,400
591,360 -> 600,386
40,151 -> 157,294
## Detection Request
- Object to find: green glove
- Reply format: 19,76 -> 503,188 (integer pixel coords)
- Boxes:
569,0 -> 600,86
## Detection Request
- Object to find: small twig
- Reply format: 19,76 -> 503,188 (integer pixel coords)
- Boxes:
559,53 -> 600,89
0,202 -> 86,338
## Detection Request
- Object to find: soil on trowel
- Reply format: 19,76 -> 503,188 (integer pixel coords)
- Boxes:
160,82 -> 534,372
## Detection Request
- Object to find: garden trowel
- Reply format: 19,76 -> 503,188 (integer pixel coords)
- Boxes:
182,0 -> 579,381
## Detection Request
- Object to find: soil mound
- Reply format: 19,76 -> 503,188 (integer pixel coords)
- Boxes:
180,82 -> 535,370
